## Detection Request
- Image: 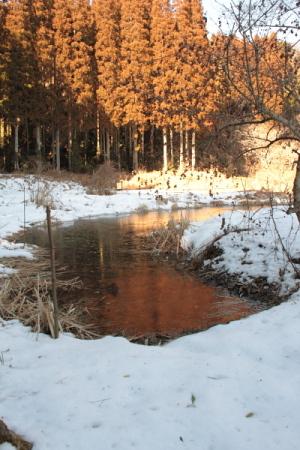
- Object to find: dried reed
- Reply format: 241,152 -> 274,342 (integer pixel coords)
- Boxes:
0,274 -> 100,339
151,216 -> 190,257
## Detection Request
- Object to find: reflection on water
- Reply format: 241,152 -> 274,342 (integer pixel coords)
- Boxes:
23,208 -> 259,337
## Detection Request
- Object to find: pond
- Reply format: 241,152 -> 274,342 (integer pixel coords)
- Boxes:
22,207 -> 260,340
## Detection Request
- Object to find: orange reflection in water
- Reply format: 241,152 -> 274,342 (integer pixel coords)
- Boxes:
92,260 -> 257,337
24,207 -> 260,338
117,207 -> 235,235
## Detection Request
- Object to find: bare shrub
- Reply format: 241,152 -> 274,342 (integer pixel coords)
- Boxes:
88,161 -> 121,195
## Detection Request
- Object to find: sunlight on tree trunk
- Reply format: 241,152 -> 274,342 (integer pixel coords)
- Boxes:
192,130 -> 196,171
163,127 -> 168,171
185,129 -> 189,169
170,127 -> 174,167
180,122 -> 184,171
96,111 -> 101,157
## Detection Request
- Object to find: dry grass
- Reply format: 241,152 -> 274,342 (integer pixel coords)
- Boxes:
135,204 -> 149,213
151,216 -> 190,257
29,179 -> 56,209
0,274 -> 99,339
87,161 -> 121,195
0,247 -> 101,339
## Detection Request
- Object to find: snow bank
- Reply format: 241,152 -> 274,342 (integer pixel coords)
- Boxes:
182,207 -> 300,295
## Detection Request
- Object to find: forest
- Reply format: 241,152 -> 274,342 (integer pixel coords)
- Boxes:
0,0 -> 298,175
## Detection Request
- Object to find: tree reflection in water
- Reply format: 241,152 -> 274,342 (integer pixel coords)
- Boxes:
23,208 -> 259,338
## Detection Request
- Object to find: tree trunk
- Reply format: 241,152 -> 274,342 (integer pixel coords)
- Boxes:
42,126 -> 46,159
84,130 -> 88,166
150,124 -> 154,157
163,126 -> 168,171
179,122 -> 184,171
129,122 -> 133,166
36,124 -> 42,161
185,129 -> 189,168
52,127 -> 55,166
191,130 -> 196,171
0,118 -> 4,148
116,127 -> 121,171
96,110 -> 101,157
106,130 -> 110,161
56,128 -> 60,170
170,126 -> 174,167
25,117 -> 29,157
132,123 -> 138,172
14,124 -> 19,171
293,153 -> 300,223
141,126 -> 145,163
68,124 -> 72,171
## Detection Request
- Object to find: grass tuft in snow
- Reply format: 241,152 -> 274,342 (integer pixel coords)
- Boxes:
0,275 -> 99,339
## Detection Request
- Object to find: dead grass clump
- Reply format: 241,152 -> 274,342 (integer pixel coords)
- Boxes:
209,200 -> 227,207
0,275 -> 99,339
29,179 -> 56,209
171,203 -> 181,211
135,204 -> 149,213
87,161 -> 121,195
151,216 -> 190,257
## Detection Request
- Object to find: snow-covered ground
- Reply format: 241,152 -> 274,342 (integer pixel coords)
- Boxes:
1,174 -> 299,450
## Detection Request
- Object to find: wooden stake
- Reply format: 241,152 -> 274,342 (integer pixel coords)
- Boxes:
46,206 -> 59,338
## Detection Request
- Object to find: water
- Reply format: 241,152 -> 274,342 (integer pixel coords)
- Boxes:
23,208 -> 259,338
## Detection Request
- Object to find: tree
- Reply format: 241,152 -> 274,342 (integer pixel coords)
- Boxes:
4,0 -> 40,169
93,0 -> 121,161
151,0 -> 176,170
118,0 -> 153,171
217,0 -> 300,219
170,0 -> 210,170
53,0 -> 96,171
0,1 -> 8,116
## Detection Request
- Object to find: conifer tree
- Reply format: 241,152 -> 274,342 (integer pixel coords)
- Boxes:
0,2 -> 9,118
30,0 -> 55,161
118,0 -> 153,170
172,0 -> 209,169
94,0 -> 121,125
4,0 -> 39,168
53,0 -> 96,170
151,0 -> 175,170
53,0 -> 74,168
71,0 -> 97,169
93,0 -> 121,161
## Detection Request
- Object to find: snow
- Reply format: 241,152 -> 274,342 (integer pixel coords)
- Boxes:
182,208 -> 300,295
1,174 -> 300,450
